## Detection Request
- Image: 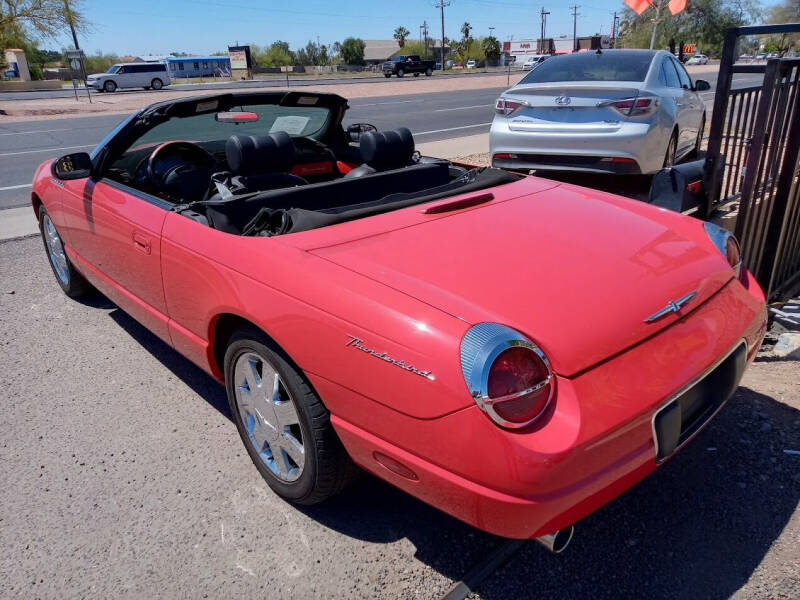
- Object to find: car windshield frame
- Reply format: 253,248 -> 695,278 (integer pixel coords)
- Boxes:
518,51 -> 655,84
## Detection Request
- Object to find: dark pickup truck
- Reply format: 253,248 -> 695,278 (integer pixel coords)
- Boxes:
382,55 -> 436,78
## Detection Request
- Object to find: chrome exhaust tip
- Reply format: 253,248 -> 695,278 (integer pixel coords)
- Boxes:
535,525 -> 574,553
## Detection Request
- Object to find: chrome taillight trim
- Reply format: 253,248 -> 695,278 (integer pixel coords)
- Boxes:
704,222 -> 742,277
460,323 -> 553,429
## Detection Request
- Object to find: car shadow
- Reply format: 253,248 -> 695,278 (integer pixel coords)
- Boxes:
103,305 -> 798,598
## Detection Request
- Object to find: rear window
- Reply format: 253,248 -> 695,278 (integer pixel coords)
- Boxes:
520,52 -> 654,84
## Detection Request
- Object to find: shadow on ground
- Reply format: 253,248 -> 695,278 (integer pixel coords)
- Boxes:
105,303 -> 798,599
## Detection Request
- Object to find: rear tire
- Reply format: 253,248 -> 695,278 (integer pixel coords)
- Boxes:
397,68 -> 405,78
103,80 -> 117,93
663,131 -> 678,168
151,78 -> 163,90
38,206 -> 90,299
224,328 -> 356,505
425,68 -> 433,76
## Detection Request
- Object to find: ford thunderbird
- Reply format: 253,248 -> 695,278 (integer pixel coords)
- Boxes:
32,92 -> 767,552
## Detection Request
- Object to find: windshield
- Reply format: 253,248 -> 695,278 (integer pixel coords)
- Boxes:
106,65 -> 120,74
520,51 -> 654,84
130,103 -> 332,148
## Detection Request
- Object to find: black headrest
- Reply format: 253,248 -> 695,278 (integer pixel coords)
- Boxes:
359,127 -> 415,170
226,132 -> 295,175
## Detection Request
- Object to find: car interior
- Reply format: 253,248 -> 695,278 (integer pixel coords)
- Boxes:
101,93 -> 521,237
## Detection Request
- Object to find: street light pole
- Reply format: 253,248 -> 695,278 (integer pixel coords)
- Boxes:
571,5 -> 579,52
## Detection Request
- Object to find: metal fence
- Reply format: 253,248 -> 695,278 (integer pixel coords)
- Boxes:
704,24 -> 800,301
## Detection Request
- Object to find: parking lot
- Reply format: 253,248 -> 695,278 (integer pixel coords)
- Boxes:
1,235 -> 798,599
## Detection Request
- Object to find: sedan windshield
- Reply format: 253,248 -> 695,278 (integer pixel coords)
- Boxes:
520,51 -> 654,84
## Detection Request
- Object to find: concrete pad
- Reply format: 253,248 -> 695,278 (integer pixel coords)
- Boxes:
0,206 -> 38,241
417,133 -> 489,159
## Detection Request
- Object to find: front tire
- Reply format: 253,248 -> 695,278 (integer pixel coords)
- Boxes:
151,78 -> 163,90
103,80 -> 117,93
224,329 -> 355,505
425,68 -> 433,76
38,206 -> 90,298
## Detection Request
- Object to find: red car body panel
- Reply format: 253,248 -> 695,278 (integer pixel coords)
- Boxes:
32,124 -> 767,539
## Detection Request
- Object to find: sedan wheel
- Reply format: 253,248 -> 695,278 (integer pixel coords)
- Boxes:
39,207 -> 89,298
224,330 -> 356,504
663,132 -> 678,168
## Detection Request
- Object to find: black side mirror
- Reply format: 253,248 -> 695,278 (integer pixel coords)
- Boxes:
52,152 -> 93,180
347,123 -> 377,143
694,79 -> 711,91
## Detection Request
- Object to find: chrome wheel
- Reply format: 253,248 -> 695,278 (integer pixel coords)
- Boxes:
42,214 -> 69,285
234,352 -> 305,482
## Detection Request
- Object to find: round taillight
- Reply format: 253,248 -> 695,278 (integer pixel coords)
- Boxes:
460,323 -> 554,429
487,347 -> 551,424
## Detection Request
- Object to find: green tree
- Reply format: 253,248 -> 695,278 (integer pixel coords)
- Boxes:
393,26 -> 411,48
482,36 -> 501,64
339,37 -> 365,65
765,0 -> 800,55
619,0 -> 760,56
0,0 -> 89,48
262,40 -> 295,67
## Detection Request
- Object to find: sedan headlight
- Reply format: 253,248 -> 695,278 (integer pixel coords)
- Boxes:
460,323 -> 553,429
704,222 -> 742,277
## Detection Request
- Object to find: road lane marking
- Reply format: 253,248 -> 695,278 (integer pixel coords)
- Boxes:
0,184 -> 32,191
352,100 -> 420,107
435,104 -> 493,111
0,128 -> 72,136
413,122 -> 493,135
0,144 -> 95,157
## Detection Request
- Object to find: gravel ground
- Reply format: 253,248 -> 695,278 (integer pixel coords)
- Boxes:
1,234 -> 798,599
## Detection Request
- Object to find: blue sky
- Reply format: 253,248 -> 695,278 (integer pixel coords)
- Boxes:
53,0 -> 777,56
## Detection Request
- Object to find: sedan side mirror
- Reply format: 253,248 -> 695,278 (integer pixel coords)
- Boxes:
694,79 -> 711,91
52,152 -> 93,180
347,123 -> 377,143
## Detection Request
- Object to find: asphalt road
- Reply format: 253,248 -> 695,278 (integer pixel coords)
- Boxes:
0,71 -> 763,211
1,235 -> 798,599
0,71 -> 504,101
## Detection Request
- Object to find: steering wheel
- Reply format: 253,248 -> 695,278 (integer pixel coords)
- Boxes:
146,141 -> 219,201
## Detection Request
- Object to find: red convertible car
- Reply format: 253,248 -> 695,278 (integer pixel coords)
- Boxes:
33,92 -> 767,552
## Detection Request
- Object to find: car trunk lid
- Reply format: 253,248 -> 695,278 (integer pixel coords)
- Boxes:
306,182 -> 734,376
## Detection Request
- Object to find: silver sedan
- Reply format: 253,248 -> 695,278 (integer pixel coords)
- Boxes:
490,50 -> 709,175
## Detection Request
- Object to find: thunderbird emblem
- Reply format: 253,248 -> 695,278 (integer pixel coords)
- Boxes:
644,291 -> 698,323
555,95 -> 571,106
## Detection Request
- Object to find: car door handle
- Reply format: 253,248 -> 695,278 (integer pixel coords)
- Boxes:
132,231 -> 151,254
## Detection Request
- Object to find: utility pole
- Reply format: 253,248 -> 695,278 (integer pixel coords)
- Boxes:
649,0 -> 664,50
540,7 -> 550,54
436,0 -> 450,70
570,5 -> 579,52
611,11 -> 619,46
422,21 -> 429,59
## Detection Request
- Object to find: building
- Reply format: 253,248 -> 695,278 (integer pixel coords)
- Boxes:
166,56 -> 231,78
363,40 -> 401,65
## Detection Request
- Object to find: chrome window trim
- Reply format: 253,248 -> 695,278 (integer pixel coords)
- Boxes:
460,323 -> 553,429
650,339 -> 747,463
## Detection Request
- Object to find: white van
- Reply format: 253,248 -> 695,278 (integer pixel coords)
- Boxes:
86,62 -> 171,92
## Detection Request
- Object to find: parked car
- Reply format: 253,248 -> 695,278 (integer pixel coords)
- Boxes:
86,62 -> 171,92
523,54 -> 549,70
491,49 -> 709,174
756,53 -> 768,60
382,55 -> 435,77
686,53 -> 709,65
32,91 -> 766,549
466,59 -> 477,69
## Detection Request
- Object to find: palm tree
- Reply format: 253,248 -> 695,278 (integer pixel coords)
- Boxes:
460,22 -> 472,43
394,26 -> 411,48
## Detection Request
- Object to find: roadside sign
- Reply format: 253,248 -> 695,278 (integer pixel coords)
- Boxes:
70,58 -> 81,70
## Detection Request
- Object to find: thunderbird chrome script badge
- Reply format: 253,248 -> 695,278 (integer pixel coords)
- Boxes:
645,291 -> 698,323
346,335 -> 434,380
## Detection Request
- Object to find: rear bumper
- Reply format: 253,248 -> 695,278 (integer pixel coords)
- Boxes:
329,274 -> 767,539
490,117 -> 667,174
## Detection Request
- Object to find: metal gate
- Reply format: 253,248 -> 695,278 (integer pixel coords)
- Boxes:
704,24 -> 800,301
